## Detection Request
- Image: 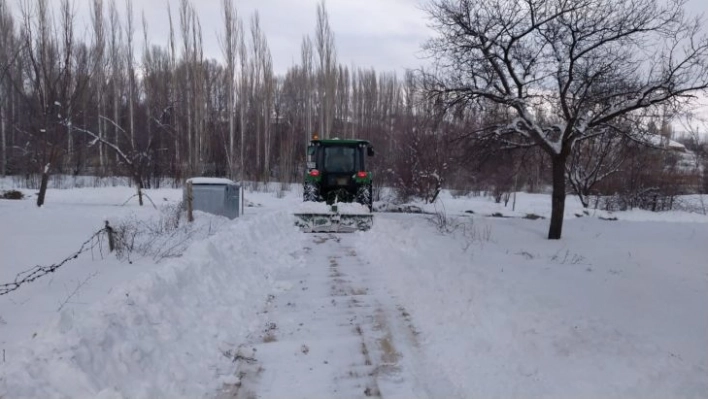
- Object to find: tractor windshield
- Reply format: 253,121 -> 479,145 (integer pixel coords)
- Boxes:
324,146 -> 356,173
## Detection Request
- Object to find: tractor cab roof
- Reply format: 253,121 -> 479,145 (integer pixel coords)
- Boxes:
310,138 -> 371,146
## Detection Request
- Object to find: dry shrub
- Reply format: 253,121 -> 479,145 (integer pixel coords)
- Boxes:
1,190 -> 24,200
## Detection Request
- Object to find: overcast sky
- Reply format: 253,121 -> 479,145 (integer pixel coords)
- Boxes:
56,0 -> 428,75
30,0 -> 702,76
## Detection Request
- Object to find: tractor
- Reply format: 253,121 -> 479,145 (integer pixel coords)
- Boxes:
295,137 -> 375,232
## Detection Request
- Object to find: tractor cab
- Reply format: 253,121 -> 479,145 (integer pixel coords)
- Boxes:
304,138 -> 374,211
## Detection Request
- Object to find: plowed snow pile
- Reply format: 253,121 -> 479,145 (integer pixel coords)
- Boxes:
1,210 -> 304,399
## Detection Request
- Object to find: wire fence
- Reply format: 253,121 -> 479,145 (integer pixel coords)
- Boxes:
0,224 -> 115,296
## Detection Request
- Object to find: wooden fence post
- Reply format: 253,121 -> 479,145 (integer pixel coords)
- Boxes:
105,220 -> 115,252
187,181 -> 194,222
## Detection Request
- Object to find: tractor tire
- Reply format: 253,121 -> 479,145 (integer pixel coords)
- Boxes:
356,184 -> 373,211
303,183 -> 320,202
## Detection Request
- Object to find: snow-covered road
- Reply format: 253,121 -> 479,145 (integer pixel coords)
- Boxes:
216,232 -> 459,399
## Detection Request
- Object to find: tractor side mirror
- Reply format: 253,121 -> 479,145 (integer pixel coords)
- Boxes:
367,146 -> 374,157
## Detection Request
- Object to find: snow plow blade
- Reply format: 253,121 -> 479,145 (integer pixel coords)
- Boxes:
294,212 -> 373,233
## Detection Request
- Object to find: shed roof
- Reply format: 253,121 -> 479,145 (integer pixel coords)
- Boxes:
186,177 -> 236,185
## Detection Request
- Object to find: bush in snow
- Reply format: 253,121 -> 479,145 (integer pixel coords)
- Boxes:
429,208 -> 460,234
112,203 -> 224,263
427,206 -> 494,251
1,190 -> 24,200
460,219 -> 493,250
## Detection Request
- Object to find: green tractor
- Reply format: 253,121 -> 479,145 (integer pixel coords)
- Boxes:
295,137 -> 375,232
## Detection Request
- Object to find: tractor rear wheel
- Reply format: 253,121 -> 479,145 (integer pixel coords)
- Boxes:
304,182 -> 320,202
356,184 -> 373,211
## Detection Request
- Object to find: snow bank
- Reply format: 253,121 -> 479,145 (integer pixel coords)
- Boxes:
414,191 -> 708,222
0,211 -> 305,399
602,208 -> 708,223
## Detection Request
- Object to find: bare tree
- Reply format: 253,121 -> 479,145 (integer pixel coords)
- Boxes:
301,35 -> 313,143
351,68 -> 360,138
237,17 -> 247,182
167,2 -> 180,176
0,0 -> 19,177
108,0 -> 122,166
191,9 -> 205,173
567,125 -> 628,207
0,0 -> 496,200
258,31 -> 274,181
179,0 -> 193,174
315,0 -> 337,138
246,12 -> 275,181
19,0 -> 53,205
220,0 -> 238,178
70,116 -> 151,205
678,115 -> 708,193
426,0 -> 708,238
249,12 -> 262,177
90,0 -> 106,173
19,0 -> 81,206
335,65 -> 350,136
124,0 -> 135,150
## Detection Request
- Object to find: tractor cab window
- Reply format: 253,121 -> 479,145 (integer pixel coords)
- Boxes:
307,146 -> 317,168
324,146 -> 356,172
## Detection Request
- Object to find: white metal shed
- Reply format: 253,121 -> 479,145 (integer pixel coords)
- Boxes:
184,177 -> 242,219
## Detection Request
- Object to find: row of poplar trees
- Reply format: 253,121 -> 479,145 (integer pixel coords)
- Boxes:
0,0 -> 454,206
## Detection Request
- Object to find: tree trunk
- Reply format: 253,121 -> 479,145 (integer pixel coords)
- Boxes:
186,180 -> 194,222
548,155 -> 567,239
570,179 -> 590,208
0,103 -> 5,176
37,164 -> 50,207
137,183 -> 143,206
579,189 -> 590,208
113,77 -> 119,165
576,194 -> 589,208
134,173 -> 144,206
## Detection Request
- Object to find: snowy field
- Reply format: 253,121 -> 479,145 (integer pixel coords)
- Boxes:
1,179 -> 707,398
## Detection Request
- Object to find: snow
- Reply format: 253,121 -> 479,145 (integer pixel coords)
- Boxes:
293,201 -> 331,214
1,187 -> 304,398
213,233 -> 452,399
356,214 -> 708,398
1,182 -> 706,398
417,191 -> 708,223
373,202 -> 424,213
186,177 -> 237,185
335,202 -> 370,214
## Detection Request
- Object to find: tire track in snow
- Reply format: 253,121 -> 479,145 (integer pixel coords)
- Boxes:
214,233 -> 436,399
